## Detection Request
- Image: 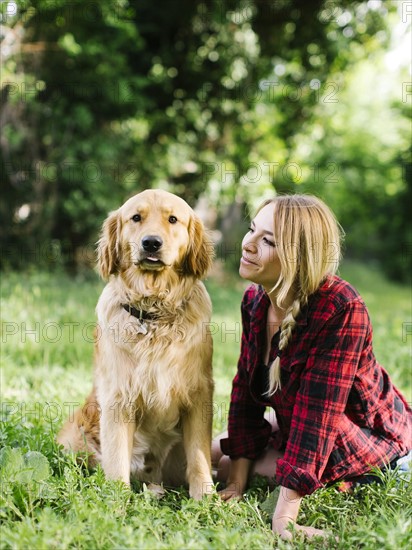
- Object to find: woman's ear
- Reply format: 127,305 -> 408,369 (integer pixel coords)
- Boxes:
97,210 -> 121,279
183,215 -> 214,278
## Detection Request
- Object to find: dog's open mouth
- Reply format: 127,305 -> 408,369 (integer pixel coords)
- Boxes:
138,256 -> 166,270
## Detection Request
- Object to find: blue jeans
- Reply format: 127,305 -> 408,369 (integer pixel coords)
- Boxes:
395,449 -> 412,477
356,449 -> 412,486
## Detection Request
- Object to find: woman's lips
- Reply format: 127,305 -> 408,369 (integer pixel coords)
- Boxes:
240,255 -> 258,266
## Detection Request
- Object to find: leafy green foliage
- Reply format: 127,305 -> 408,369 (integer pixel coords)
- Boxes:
2,0 -> 407,281
0,446 -> 51,520
0,447 -> 50,483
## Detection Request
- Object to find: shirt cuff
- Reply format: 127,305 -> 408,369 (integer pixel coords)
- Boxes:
275,458 -> 323,495
220,428 -> 271,460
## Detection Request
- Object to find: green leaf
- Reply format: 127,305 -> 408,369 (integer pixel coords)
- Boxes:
0,447 -> 24,478
0,447 -> 50,484
19,452 -> 51,483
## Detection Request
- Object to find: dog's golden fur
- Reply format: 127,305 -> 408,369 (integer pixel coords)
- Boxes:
58,189 -> 214,499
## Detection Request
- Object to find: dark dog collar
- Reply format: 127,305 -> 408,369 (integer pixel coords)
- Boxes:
121,304 -> 156,321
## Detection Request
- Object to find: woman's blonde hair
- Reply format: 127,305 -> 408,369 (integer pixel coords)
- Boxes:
257,194 -> 344,395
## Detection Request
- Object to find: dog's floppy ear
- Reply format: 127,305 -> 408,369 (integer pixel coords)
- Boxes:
97,210 -> 121,279
183,215 -> 214,278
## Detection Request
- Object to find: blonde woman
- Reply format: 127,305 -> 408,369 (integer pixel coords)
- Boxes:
212,195 -> 412,540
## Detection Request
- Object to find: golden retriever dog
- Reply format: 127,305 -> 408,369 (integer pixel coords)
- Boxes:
58,189 -> 214,499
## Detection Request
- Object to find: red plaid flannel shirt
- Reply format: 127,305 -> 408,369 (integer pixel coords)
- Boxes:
220,276 -> 412,495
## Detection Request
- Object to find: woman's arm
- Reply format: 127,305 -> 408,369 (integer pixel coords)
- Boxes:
272,299 -> 370,539
275,298 -> 370,495
219,457 -> 252,500
272,486 -> 326,539
219,288 -> 272,475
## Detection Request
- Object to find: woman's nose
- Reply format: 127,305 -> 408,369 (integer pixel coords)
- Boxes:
242,237 -> 258,255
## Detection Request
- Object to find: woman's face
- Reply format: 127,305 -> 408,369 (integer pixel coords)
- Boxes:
239,203 -> 281,289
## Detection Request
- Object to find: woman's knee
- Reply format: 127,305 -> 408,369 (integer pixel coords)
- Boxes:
211,430 -> 228,467
250,447 -> 282,484
214,454 -> 230,483
211,439 -> 223,468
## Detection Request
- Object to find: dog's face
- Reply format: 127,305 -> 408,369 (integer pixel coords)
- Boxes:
98,189 -> 213,280
120,190 -> 195,271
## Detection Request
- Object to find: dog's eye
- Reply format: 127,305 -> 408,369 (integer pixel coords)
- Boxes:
168,216 -> 177,224
131,214 -> 141,222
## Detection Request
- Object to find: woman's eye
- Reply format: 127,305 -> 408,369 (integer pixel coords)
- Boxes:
248,227 -> 254,232
131,214 -> 141,222
263,237 -> 276,247
169,216 -> 177,224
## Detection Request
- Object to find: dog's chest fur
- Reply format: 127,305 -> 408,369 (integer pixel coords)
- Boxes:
95,281 -> 210,405
95,322 -> 194,482
93,281 -> 211,481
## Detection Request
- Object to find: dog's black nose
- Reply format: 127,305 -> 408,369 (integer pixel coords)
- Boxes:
142,235 -> 163,252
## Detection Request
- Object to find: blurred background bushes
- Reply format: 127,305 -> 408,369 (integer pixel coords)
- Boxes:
1,0 -> 410,281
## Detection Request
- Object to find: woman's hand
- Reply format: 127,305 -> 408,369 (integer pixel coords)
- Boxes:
272,485 -> 328,540
272,516 -> 328,540
217,457 -> 251,501
218,481 -> 244,501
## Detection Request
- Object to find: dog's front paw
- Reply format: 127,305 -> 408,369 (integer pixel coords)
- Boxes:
189,479 -> 215,500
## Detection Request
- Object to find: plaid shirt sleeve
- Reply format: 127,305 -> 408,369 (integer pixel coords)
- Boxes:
220,287 -> 272,459
275,296 -> 374,494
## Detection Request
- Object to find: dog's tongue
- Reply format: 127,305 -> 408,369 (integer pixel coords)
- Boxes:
147,257 -> 160,262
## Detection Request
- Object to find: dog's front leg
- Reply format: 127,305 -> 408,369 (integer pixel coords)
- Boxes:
100,404 -> 135,484
182,389 -> 214,500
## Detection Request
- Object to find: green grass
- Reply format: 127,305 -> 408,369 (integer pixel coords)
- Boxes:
1,262 -> 411,549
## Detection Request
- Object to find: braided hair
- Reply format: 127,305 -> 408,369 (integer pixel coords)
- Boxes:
259,195 -> 344,395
